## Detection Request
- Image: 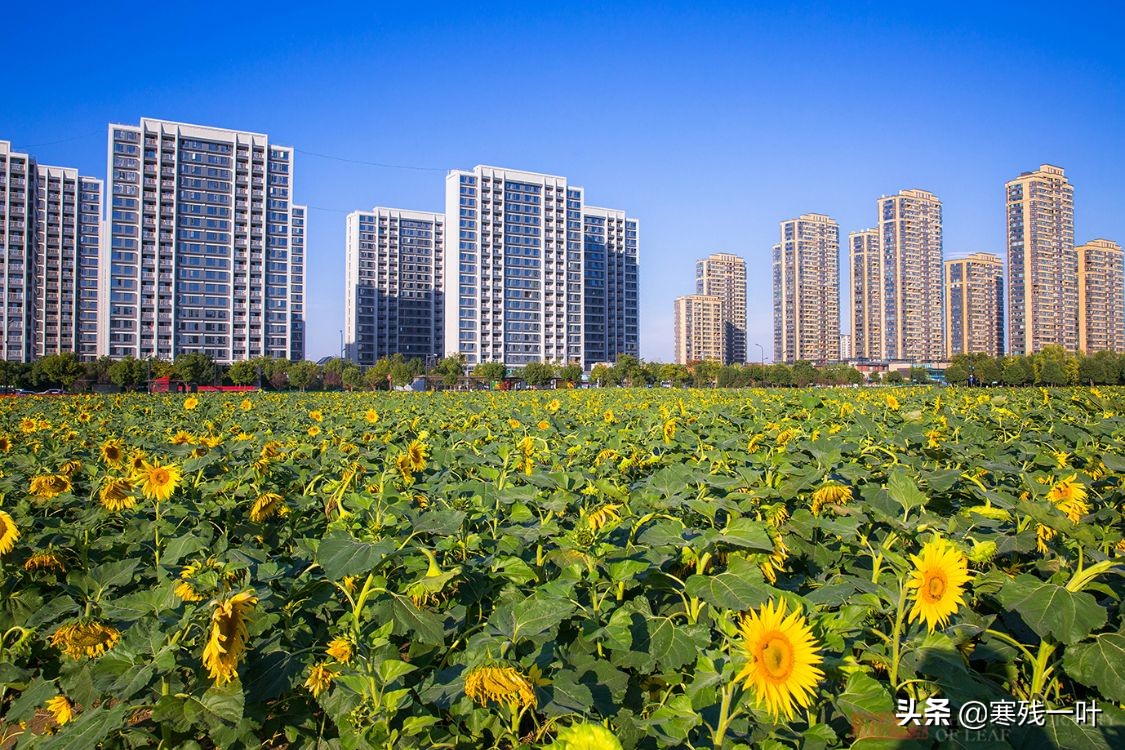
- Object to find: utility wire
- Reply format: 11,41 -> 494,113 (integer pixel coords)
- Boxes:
14,130 -> 105,149
295,148 -> 445,172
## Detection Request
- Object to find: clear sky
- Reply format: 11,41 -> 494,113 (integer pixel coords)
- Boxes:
6,1 -> 1123,362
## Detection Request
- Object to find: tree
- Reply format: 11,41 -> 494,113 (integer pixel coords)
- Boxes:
1079,350 -> 1121,385
342,365 -> 365,391
390,361 -> 415,387
33,352 -> 84,390
174,353 -> 217,386
909,366 -> 930,384
691,360 -> 720,387
945,358 -> 970,386
434,355 -> 466,389
885,370 -> 905,384
227,359 -> 259,386
1002,356 -> 1033,386
522,361 -> 556,388
659,362 -> 690,387
473,361 -> 507,386
590,363 -> 613,386
558,362 -> 583,386
791,361 -> 818,388
108,357 -> 149,390
1032,345 -> 1076,386
288,360 -> 319,391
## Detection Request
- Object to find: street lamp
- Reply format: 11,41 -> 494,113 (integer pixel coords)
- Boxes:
753,343 -> 765,367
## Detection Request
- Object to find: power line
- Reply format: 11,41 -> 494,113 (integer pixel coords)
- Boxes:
14,130 -> 105,149
295,148 -> 444,172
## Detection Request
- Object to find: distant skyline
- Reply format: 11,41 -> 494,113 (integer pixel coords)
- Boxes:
6,1 -> 1123,362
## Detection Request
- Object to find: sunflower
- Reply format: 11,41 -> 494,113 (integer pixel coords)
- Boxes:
760,531 -> 789,585
100,439 -> 125,467
175,579 -> 204,602
662,418 -> 677,444
169,430 -> 195,446
736,599 -> 825,721
250,492 -> 287,522
405,439 -> 429,472
1036,523 -> 1057,554
202,591 -> 258,685
307,425 -> 321,438
24,551 -> 66,573
546,398 -> 561,413
464,665 -> 537,709
19,417 -> 37,433
309,410 -> 323,422
1046,474 -> 1090,523
325,637 -> 353,664
0,511 -> 20,555
99,477 -> 137,512
134,461 -> 181,503
364,408 -> 379,424
585,503 -> 621,532
240,398 -> 253,411
184,396 -> 199,411
538,420 -> 551,430
45,695 -> 74,726
305,662 -> 336,697
885,394 -> 900,410
604,410 -> 616,423
907,537 -> 971,632
810,482 -> 852,514
552,723 -> 623,750
29,474 -> 72,500
50,620 -> 122,659
508,418 -> 522,429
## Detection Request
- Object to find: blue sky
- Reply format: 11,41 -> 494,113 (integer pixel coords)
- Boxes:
6,1 -> 1123,362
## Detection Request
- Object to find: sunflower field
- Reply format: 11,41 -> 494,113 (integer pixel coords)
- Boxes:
0,386 -> 1123,749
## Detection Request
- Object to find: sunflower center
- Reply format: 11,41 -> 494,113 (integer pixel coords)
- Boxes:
922,570 -> 947,602
758,632 -> 794,681
152,469 -> 169,485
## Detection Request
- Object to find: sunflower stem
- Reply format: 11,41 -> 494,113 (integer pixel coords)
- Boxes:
888,582 -> 909,691
712,680 -> 739,747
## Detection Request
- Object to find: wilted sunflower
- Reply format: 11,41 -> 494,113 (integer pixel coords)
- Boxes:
30,473 -> 72,500
0,435 -> 10,452
250,492 -> 287,522
99,477 -> 137,512
810,482 -> 852,514
552,723 -> 623,750
202,591 -> 258,685
0,510 -> 20,555
325,637 -> 353,664
50,620 -> 121,659
584,503 -> 621,532
662,418 -> 677,444
134,461 -> 181,503
100,439 -> 125,467
45,695 -> 74,727
305,662 -> 336,697
760,531 -> 789,585
735,599 -> 825,721
1046,475 -> 1090,523
1036,523 -> 1057,554
464,665 -> 537,709
907,537 -> 971,632
24,551 -> 66,573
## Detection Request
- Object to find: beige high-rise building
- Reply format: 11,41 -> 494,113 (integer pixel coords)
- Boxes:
1006,165 -> 1076,355
849,228 -> 882,359
772,213 -> 840,364
878,189 -> 944,362
1077,239 -> 1124,353
695,253 -> 747,364
944,253 -> 1004,358
674,294 -> 724,363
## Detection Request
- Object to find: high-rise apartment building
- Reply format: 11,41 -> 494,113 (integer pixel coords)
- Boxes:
1006,165 -> 1076,355
1,141 -> 38,362
772,213 -> 840,364
1077,239 -> 1124,353
344,207 -> 445,365
839,333 -> 851,360
101,118 -> 304,363
288,204 -> 306,361
849,229 -> 882,360
34,165 -> 103,360
444,165 -> 635,368
944,253 -> 1004,358
674,294 -> 723,363
583,206 -> 639,364
695,252 -> 747,364
878,189 -> 944,362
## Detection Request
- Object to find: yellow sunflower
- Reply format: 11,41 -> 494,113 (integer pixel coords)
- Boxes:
307,425 -> 321,438
405,439 -> 429,472
134,461 -> 181,503
240,398 -> 253,411
250,492 -> 287,522
99,477 -> 137,512
810,482 -> 852,514
184,396 -> 199,411
552,723 -> 623,750
169,430 -> 195,446
907,537 -> 971,632
464,665 -> 537,709
364,408 -> 379,424
0,435 -> 11,452
325,637 -> 353,664
24,551 -> 66,573
662,418 -> 677,444
50,620 -> 121,659
735,599 -> 825,721
29,474 -> 72,500
0,510 -> 20,555
45,695 -> 74,726
1046,474 -> 1090,523
202,591 -> 258,685
309,410 -> 323,422
305,662 -> 336,697
100,439 -> 125,467
584,503 -> 621,532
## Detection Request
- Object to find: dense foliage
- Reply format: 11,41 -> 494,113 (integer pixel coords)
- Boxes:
0,387 -> 1122,748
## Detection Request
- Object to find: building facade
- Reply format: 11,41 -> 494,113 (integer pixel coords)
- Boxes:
944,253 -> 1004,358
878,189 -> 944,362
1076,239 -> 1124,353
101,118 -> 304,363
695,252 -> 747,364
849,228 -> 882,360
1006,165 -> 1076,355
582,207 -> 639,364
288,205 -> 306,361
1,141 -> 38,362
772,213 -> 840,364
345,207 -> 445,365
674,294 -> 723,363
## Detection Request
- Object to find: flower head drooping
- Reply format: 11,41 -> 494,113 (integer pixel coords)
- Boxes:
551,722 -> 623,750
50,621 -> 122,659
464,665 -> 538,710
907,537 -> 971,632
99,477 -> 137,512
30,474 -> 72,500
250,492 -> 287,522
202,591 -> 258,685
100,439 -> 125,468
662,418 -> 677,444
810,482 -> 853,515
134,461 -> 181,503
585,503 -> 621,532
24,551 -> 66,573
735,599 -> 825,721
305,662 -> 336,697
0,510 -> 19,555
326,637 -> 354,664
1046,474 -> 1090,523
760,531 -> 789,585
45,695 -> 74,727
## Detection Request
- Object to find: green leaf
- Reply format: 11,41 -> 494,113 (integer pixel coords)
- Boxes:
836,671 -> 893,725
201,681 -> 245,725
996,574 -> 1107,644
388,596 -> 445,646
376,659 -> 417,684
492,592 -> 576,642
89,559 -> 138,590
649,618 -> 704,671
887,470 -> 927,515
715,517 -> 775,552
684,558 -> 772,611
5,677 -> 57,723
1062,632 -> 1125,702
541,669 -> 594,715
316,531 -> 392,579
43,704 -> 130,750
648,693 -> 701,743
